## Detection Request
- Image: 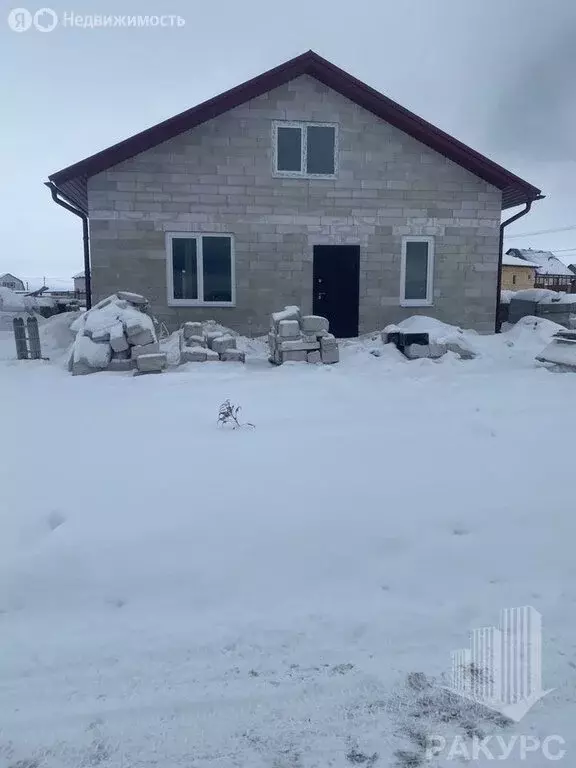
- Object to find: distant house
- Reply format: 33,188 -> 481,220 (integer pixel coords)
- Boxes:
72,271 -> 86,295
0,273 -> 25,291
46,51 -> 543,336
568,264 -> 576,276
501,253 -> 537,291
505,249 -> 576,292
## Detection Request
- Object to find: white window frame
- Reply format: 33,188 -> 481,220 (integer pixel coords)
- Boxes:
400,236 -> 434,307
272,121 -> 338,179
166,232 -> 236,307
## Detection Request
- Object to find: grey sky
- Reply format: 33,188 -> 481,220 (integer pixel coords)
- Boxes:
2,0 -> 575,288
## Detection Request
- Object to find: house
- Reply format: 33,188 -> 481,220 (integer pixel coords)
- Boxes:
0,273 -> 25,292
46,51 -> 542,337
505,249 -> 576,292
500,253 -> 538,291
72,271 -> 86,295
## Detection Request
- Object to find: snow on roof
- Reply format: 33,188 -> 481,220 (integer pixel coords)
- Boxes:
506,249 -> 573,276
502,254 -> 538,268
72,272 -> 85,279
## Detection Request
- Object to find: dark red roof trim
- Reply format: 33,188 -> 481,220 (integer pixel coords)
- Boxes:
49,50 -> 541,211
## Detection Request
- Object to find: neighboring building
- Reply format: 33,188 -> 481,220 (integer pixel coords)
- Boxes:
506,248 -> 576,292
0,273 -> 25,291
568,263 -> 576,276
46,51 -> 542,336
72,271 -> 86,295
501,253 -> 537,290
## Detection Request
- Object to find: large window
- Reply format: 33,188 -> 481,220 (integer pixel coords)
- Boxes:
167,233 -> 235,306
400,237 -> 434,307
273,122 -> 337,178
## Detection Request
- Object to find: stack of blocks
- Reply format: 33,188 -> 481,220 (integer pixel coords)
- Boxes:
268,306 -> 339,365
179,322 -> 245,363
69,291 -> 167,376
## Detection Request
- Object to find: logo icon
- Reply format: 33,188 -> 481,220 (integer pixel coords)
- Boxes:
449,606 -> 553,722
8,7 -> 32,31
33,7 -> 57,31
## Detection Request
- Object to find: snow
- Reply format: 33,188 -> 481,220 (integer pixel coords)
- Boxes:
501,254 -> 538,268
1,317 -> 575,767
383,315 -> 479,357
508,250 -> 574,276
509,288 -> 576,305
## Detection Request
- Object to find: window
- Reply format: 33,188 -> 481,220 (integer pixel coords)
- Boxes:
512,274 -> 517,285
166,233 -> 235,306
273,121 -> 337,177
400,237 -> 434,306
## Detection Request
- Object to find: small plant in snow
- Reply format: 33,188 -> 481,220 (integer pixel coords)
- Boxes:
218,400 -> 254,429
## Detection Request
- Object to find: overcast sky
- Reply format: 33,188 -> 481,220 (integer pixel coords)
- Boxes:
2,0 -> 575,288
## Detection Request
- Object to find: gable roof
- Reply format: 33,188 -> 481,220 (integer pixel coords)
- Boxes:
48,50 -> 542,213
506,249 -> 573,276
502,254 -> 538,268
0,273 -> 23,283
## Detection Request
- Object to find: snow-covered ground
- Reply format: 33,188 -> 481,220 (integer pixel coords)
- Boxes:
1,316 -> 575,767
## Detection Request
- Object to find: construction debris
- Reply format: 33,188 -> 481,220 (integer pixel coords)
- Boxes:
268,306 -> 339,364
178,322 -> 245,364
68,292 -> 161,376
536,329 -> 576,369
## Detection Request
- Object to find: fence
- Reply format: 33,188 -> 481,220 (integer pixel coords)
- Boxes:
534,275 -> 576,293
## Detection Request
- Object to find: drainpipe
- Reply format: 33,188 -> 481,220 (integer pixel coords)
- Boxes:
45,182 -> 92,310
496,200 -> 535,332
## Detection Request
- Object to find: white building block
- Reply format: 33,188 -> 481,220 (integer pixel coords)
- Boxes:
321,347 -> 339,364
301,315 -> 329,333
185,335 -> 206,348
278,320 -> 301,338
211,335 -> 237,354
182,346 -> 207,362
279,339 -> 320,351
116,291 -> 148,305
271,305 -> 300,329
182,322 -> 204,339
135,352 -> 167,372
220,349 -> 246,363
131,342 -> 160,358
283,350 -> 307,362
205,349 -> 220,361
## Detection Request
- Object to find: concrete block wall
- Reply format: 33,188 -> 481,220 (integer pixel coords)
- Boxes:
88,75 -> 502,335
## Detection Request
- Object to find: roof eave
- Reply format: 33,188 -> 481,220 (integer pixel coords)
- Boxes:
47,50 -> 542,209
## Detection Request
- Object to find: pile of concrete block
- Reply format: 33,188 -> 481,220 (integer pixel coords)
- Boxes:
382,324 -> 476,360
268,306 -> 339,364
536,328 -> 576,369
68,292 -> 167,376
179,322 -> 245,363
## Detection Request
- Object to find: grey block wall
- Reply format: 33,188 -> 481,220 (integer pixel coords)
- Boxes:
88,75 -> 502,335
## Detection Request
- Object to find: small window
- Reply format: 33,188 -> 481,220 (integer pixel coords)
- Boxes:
400,237 -> 434,307
273,121 -> 337,178
167,233 -> 235,306
512,274 -> 517,285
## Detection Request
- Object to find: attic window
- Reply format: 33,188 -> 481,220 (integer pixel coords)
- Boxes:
273,122 -> 337,178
